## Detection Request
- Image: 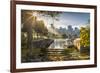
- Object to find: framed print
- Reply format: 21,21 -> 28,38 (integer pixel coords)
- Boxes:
10,0 -> 97,73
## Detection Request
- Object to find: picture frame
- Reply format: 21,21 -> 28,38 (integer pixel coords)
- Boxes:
11,0 -> 97,73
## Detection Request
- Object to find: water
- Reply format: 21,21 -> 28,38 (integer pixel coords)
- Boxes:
48,39 -> 73,49
47,39 -> 79,61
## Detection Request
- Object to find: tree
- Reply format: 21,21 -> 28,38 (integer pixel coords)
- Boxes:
62,34 -> 68,38
47,12 -> 60,24
21,32 -> 27,49
21,10 -> 61,49
39,11 -> 61,26
33,20 -> 48,38
21,10 -> 36,49
80,26 -> 90,47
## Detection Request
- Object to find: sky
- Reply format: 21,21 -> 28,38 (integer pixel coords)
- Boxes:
34,11 -> 90,29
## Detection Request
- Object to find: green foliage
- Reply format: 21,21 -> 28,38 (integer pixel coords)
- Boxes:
21,48 -> 41,62
21,10 -> 37,49
33,20 -> 48,36
62,34 -> 68,38
62,49 -> 71,56
63,48 -> 76,55
40,11 -> 61,26
21,32 -> 27,49
80,26 -> 90,47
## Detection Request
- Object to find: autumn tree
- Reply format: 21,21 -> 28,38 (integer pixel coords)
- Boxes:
80,26 -> 90,47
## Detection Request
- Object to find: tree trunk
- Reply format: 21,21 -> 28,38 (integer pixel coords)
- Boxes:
27,31 -> 33,49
